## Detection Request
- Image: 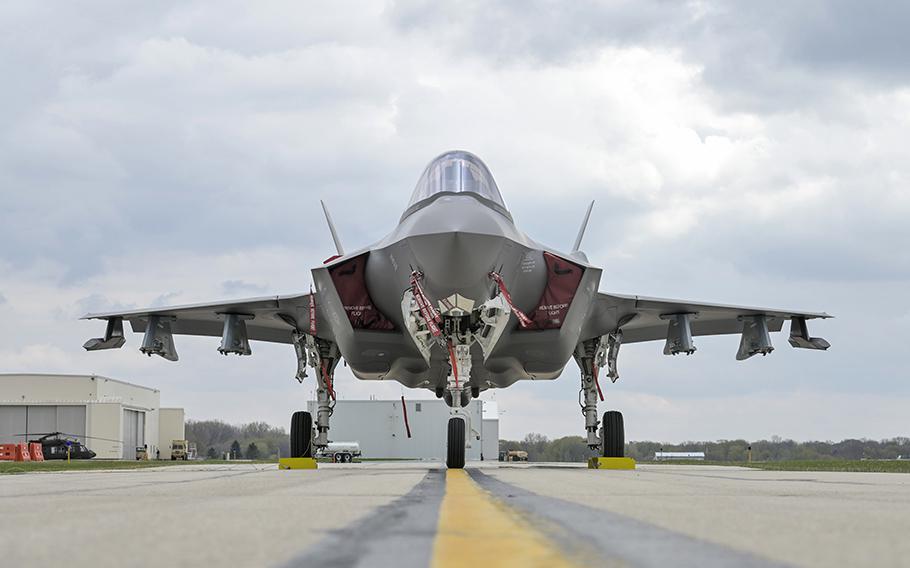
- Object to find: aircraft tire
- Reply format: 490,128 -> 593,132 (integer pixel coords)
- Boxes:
291,411 -> 313,458
602,411 -> 624,458
447,417 -> 466,469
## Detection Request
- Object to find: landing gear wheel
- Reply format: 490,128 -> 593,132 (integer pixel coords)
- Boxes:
290,411 -> 313,458
602,410 -> 624,458
446,417 -> 466,469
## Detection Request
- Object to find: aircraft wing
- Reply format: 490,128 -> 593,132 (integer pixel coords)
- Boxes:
81,293 -> 313,359
584,292 -> 831,358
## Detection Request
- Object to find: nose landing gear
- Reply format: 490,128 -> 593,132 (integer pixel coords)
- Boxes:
446,417 -> 466,469
444,342 -> 472,469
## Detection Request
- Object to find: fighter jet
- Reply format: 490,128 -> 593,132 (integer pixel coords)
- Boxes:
83,150 -> 831,468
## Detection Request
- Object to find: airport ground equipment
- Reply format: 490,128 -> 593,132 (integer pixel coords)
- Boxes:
170,440 -> 189,460
28,443 -> 44,461
82,150 -> 832,469
278,457 -> 318,470
588,457 -> 636,469
135,446 -> 148,460
14,443 -> 31,461
0,443 -> 39,461
316,441 -> 361,463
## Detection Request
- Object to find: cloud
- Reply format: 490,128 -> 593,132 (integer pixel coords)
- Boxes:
387,1 -> 910,108
221,280 -> 269,297
0,1 -> 907,440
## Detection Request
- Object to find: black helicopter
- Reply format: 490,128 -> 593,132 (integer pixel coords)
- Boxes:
21,432 -> 98,460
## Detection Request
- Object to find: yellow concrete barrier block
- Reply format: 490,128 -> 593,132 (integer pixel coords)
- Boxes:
588,457 -> 636,470
278,457 -> 318,470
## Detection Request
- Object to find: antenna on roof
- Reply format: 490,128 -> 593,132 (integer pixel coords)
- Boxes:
572,200 -> 595,252
321,200 -> 345,256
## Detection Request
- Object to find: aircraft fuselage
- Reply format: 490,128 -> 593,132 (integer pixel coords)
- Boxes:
311,191 -> 601,396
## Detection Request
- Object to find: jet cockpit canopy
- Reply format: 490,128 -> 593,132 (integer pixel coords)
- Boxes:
404,151 -> 509,219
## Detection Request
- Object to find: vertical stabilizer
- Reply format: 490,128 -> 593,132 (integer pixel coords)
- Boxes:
572,200 -> 595,252
321,200 -> 345,255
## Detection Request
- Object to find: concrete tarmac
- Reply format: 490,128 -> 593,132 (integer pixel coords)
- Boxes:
1,462 -> 908,567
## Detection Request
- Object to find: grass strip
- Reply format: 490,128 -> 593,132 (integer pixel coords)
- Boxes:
0,459 -> 276,475
643,459 -> 910,473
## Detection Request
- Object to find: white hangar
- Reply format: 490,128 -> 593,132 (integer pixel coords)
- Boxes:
0,374 -> 185,460
308,399 -> 499,461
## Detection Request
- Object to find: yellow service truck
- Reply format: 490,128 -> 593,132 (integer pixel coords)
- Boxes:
170,440 -> 189,460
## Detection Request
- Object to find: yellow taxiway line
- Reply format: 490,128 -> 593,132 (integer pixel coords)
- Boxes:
432,469 -> 582,568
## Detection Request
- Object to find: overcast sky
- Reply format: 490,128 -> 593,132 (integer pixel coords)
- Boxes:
1,1 -> 908,442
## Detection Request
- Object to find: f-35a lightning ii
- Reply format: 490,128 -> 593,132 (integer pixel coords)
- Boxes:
83,150 -> 831,468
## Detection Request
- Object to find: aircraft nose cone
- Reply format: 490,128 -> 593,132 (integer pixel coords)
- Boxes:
409,232 -> 503,300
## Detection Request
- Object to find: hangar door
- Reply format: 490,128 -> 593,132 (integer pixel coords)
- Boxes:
0,406 -> 86,444
122,409 -> 145,460
0,407 -> 27,444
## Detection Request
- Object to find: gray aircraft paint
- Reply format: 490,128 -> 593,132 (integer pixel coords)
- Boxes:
83,150 -> 830,398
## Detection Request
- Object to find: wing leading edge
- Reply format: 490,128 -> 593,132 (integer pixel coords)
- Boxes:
82,293 -> 313,360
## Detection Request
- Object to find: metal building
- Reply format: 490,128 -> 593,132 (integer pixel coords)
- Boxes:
307,399 -> 499,461
0,374 -> 184,460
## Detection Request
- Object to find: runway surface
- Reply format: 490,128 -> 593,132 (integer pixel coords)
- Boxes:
1,462 -> 908,567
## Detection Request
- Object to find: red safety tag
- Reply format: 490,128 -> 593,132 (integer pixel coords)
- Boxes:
489,272 -> 534,328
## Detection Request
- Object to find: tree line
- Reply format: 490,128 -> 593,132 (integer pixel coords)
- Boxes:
187,418 -> 909,463
186,419 -> 289,460
499,434 -> 910,462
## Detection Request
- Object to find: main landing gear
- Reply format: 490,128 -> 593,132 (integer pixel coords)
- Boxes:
289,333 -> 340,458
290,410 -> 313,458
575,335 -> 626,459
602,410 -> 624,458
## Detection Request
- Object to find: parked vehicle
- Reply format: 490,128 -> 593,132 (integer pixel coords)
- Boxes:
506,450 -> 528,462
171,439 -> 189,460
316,442 -> 361,463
